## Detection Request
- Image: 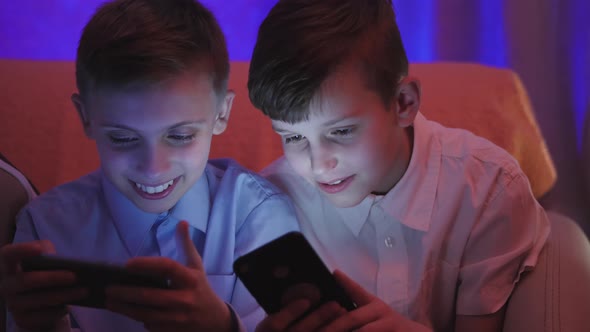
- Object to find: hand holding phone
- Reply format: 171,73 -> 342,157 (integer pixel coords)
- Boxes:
21,254 -> 170,308
0,241 -> 87,330
233,231 -> 356,315
104,220 -> 236,331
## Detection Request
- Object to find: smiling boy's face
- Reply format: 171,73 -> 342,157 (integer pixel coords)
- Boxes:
73,71 -> 233,214
271,62 -> 420,208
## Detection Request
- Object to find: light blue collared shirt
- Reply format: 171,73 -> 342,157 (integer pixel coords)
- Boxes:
11,159 -> 299,332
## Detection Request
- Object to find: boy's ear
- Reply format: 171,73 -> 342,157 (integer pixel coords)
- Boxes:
71,93 -> 93,138
213,90 -> 235,135
393,77 -> 421,128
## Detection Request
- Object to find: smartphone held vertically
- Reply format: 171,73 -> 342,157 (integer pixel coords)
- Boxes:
233,231 -> 356,315
21,255 -> 170,308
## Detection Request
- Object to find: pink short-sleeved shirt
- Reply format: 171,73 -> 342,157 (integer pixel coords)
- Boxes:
262,113 -> 550,330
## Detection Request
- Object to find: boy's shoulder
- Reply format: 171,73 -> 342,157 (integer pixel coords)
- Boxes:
260,157 -> 296,183
24,171 -> 101,212
18,171 -> 103,234
423,115 -> 523,178
259,157 -> 317,203
206,158 -> 291,199
205,158 -> 298,231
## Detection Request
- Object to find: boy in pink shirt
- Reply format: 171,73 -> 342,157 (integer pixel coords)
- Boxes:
248,0 -> 550,331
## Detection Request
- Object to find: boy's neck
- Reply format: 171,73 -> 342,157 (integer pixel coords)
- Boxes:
371,126 -> 414,196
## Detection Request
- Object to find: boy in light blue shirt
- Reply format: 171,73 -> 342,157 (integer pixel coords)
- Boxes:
0,0 -> 299,331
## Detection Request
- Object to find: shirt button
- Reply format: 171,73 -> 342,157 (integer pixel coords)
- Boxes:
384,236 -> 395,248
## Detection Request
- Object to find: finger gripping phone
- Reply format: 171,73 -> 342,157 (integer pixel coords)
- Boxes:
233,231 -> 357,315
21,255 -> 170,308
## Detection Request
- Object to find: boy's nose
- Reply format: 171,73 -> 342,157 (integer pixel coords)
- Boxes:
137,145 -> 172,178
310,146 -> 338,176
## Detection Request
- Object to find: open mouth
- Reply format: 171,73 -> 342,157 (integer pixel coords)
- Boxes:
131,177 -> 179,199
317,175 -> 355,194
135,179 -> 174,194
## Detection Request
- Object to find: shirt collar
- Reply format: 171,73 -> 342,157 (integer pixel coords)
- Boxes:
335,196 -> 375,236
169,170 -> 210,233
378,112 -> 441,232
102,169 -> 211,256
338,112 -> 440,234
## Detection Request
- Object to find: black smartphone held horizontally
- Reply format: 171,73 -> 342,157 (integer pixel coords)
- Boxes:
21,255 -> 170,308
233,231 -> 357,316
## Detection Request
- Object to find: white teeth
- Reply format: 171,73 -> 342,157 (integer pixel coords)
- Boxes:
328,179 -> 343,185
135,179 -> 174,194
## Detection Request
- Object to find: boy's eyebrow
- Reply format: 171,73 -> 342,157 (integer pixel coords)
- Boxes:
321,117 -> 351,127
100,120 -> 208,131
271,126 -> 290,134
168,120 -> 208,129
271,116 -> 357,133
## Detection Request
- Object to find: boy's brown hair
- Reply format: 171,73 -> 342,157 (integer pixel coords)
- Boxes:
248,0 -> 408,123
75,0 -> 229,100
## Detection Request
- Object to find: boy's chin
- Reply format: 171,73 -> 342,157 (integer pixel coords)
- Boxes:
132,198 -> 177,214
324,194 -> 366,208
125,189 -> 181,214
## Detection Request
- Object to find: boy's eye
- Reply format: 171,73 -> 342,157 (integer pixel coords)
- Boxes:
284,134 -> 304,144
167,134 -> 196,144
330,127 -> 355,137
109,135 -> 138,146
